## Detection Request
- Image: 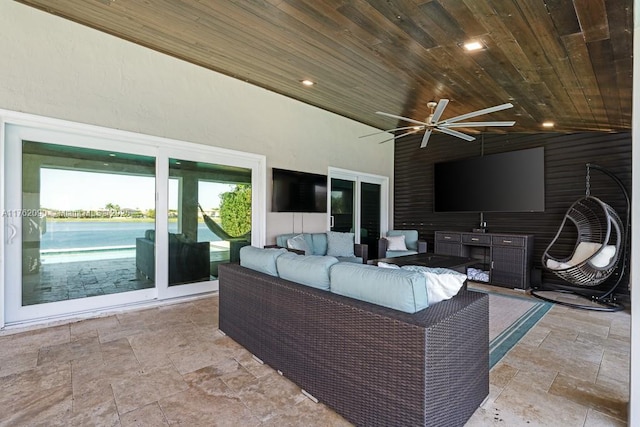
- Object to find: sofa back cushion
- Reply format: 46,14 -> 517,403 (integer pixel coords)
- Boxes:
276,252 -> 339,290
310,233 -> 328,256
276,233 -> 324,255
240,246 -> 287,276
286,234 -> 312,255
330,263 -> 429,313
326,231 -> 355,257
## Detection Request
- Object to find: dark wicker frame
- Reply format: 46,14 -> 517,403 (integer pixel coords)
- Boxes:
541,196 -> 623,286
218,263 -> 489,427
534,163 -> 630,311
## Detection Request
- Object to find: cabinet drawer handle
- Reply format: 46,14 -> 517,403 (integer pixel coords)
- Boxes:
502,240 -> 512,243
471,238 -> 479,241
444,236 -> 451,239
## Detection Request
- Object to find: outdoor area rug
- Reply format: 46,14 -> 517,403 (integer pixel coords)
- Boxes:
470,287 -> 554,368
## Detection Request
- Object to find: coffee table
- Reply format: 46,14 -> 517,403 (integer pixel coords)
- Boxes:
368,252 -> 477,274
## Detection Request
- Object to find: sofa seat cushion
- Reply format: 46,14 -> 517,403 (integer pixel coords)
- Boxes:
384,250 -> 418,258
240,246 -> 288,276
330,263 -> 428,313
402,265 -> 466,305
336,256 -> 363,263
277,252 -> 339,290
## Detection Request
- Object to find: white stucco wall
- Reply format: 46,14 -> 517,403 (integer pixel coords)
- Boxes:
0,1 -> 394,242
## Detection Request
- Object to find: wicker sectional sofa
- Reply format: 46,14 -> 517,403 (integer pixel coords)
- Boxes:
218,248 -> 489,427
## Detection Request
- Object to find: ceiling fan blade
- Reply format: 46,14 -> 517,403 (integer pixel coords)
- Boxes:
430,99 -> 449,123
376,111 -> 429,126
420,129 -> 433,148
434,126 -> 476,141
440,103 -> 514,124
359,125 -> 422,138
377,129 -> 419,144
444,121 -> 516,128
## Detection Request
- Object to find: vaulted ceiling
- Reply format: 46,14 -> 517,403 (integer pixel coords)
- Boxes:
18,0 -> 633,135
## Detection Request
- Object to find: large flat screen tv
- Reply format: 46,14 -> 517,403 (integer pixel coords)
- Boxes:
272,168 -> 327,212
433,147 -> 545,213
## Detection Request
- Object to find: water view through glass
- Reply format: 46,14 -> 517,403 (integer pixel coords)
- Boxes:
22,142 -> 156,306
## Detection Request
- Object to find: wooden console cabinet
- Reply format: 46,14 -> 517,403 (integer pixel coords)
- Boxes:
434,231 -> 534,289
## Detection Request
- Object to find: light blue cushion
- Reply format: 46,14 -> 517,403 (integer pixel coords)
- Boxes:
287,234 -> 311,255
388,230 -> 419,251
240,246 -> 287,276
276,233 -> 314,253
310,233 -> 328,256
336,256 -> 363,263
326,231 -> 355,257
385,250 -> 418,258
330,263 -> 429,313
276,252 -> 339,290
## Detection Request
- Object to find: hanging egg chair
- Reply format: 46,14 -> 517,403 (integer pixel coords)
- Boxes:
532,164 -> 629,311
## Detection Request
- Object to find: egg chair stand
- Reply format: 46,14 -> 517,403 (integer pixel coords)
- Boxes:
531,164 -> 629,312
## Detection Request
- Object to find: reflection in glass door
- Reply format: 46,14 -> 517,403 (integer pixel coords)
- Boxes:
328,168 -> 388,255
330,178 -> 354,233
3,117 -> 265,326
360,182 -> 381,255
167,159 -> 251,286
7,138 -> 157,315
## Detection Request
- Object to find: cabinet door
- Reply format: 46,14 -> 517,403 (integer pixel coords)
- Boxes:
491,246 -> 525,288
435,242 -> 463,257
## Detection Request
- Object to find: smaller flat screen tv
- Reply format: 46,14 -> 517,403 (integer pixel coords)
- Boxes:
433,147 -> 545,213
272,168 -> 327,213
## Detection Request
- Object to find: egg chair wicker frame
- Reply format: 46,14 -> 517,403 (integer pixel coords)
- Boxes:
531,164 -> 629,311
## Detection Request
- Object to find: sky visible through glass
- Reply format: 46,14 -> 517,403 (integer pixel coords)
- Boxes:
40,169 -> 233,211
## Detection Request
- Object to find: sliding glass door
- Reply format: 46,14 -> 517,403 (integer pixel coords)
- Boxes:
328,168 -> 388,255
158,156 -> 252,298
3,120 -> 264,324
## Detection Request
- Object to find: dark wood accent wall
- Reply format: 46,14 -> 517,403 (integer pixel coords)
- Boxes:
393,132 -> 631,290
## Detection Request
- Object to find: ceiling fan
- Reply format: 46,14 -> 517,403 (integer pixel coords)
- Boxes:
362,99 -> 515,148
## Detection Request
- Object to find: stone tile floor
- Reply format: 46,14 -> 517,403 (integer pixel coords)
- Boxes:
22,257 -> 154,306
0,284 -> 630,426
21,250 -> 230,306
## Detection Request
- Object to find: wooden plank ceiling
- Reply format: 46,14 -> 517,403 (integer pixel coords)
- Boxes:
17,0 -> 632,134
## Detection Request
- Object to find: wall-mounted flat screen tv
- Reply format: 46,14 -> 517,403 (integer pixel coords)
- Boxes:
434,147 -> 545,213
272,168 -> 327,212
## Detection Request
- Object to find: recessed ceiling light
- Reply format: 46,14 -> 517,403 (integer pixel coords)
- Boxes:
462,41 -> 484,51
301,79 -> 315,87
542,121 -> 555,128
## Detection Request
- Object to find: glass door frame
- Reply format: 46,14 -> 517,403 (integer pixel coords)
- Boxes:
327,167 -> 389,244
1,110 -> 266,326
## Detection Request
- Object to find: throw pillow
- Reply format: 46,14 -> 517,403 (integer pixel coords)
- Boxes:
386,235 -> 407,251
326,231 -> 355,257
377,261 -> 400,269
568,242 -> 602,266
287,234 -> 311,255
546,259 -> 572,270
589,245 -> 616,268
402,265 -> 466,305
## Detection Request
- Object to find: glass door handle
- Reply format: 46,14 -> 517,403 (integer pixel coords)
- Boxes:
6,222 -> 17,244
330,215 -> 334,228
